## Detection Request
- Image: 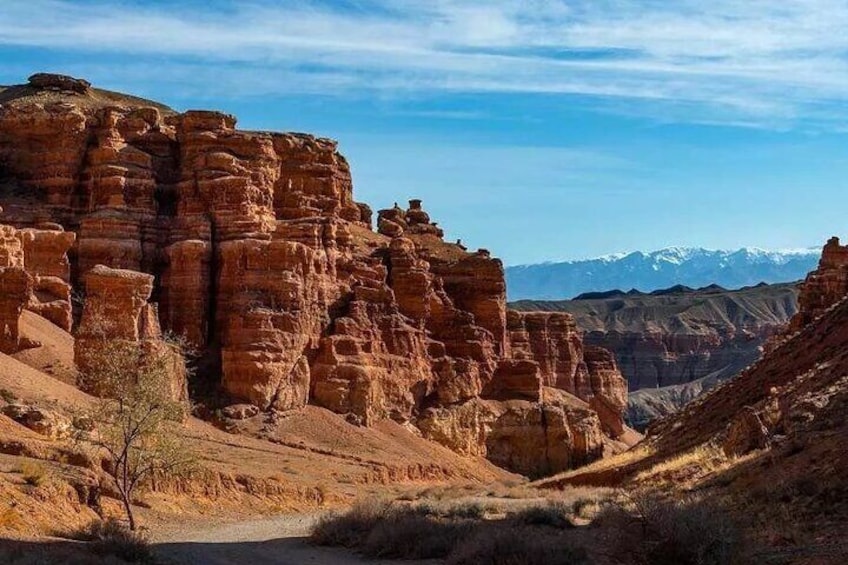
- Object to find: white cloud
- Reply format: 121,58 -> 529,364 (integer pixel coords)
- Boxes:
1,0 -> 848,126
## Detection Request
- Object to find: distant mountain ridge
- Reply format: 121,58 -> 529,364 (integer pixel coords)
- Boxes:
506,247 -> 819,300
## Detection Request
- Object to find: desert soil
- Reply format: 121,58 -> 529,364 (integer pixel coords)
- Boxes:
151,512 -> 435,565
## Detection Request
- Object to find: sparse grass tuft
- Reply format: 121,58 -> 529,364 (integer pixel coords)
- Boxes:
311,498 -> 393,548
634,445 -> 729,486
312,496 -> 590,563
362,508 -> 473,559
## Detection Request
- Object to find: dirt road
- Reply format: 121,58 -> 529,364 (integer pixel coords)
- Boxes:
152,512 -> 435,565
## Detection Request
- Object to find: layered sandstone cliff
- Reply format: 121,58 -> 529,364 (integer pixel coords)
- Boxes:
0,73 -> 633,476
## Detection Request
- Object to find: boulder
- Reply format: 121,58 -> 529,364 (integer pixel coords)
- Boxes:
2,404 -> 72,439
28,73 -> 91,94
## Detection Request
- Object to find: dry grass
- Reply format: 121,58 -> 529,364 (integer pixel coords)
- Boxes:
0,506 -> 23,530
634,445 -> 728,485
16,461 -> 48,487
312,494 -> 592,561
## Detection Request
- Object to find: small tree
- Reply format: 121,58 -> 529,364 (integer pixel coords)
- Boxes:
76,335 -> 194,531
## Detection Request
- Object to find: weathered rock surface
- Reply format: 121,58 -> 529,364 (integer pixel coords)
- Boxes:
1,403 -> 72,439
28,73 -> 91,94
789,237 -> 848,332
0,266 -> 31,353
0,220 -> 74,352
0,74 -> 632,476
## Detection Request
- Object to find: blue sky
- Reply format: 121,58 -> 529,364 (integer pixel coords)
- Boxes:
1,0 -> 847,265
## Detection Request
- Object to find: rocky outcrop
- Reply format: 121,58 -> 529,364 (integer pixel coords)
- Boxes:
18,227 -> 75,331
506,311 -> 628,436
0,266 -> 30,353
417,388 -> 605,478
377,199 -> 444,238
789,237 -> 848,332
0,74 -> 631,476
1,403 -> 72,439
0,218 -> 74,352
27,73 -> 91,94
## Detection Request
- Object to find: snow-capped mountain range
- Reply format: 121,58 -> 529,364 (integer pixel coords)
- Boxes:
506,247 -> 820,301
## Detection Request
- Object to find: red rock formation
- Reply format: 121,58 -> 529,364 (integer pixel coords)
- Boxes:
0,74 -> 631,476
789,236 -> 848,332
0,267 -> 30,353
584,346 -> 628,437
17,227 -> 75,331
507,311 -> 628,436
0,219 -> 74,350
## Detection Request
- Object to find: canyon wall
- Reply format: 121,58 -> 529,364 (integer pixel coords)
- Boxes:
512,284 -> 799,428
0,74 -> 633,476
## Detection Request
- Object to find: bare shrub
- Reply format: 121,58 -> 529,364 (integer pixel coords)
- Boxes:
71,518 -> 153,563
311,498 -> 393,548
362,508 -> 473,559
312,497 -> 589,563
599,493 -> 747,565
448,525 -> 589,565
415,499 -> 502,519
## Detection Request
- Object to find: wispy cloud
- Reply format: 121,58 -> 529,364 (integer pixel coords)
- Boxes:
2,0 -> 848,127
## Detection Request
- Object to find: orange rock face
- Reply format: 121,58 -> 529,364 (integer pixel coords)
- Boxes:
789,236 -> 848,332
0,74 -> 630,476
0,219 -> 74,352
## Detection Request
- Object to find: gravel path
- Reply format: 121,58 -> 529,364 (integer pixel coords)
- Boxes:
152,512 -> 434,565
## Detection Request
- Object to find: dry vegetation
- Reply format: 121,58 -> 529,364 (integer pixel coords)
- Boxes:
68,518 -> 154,563
310,484 -> 754,565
